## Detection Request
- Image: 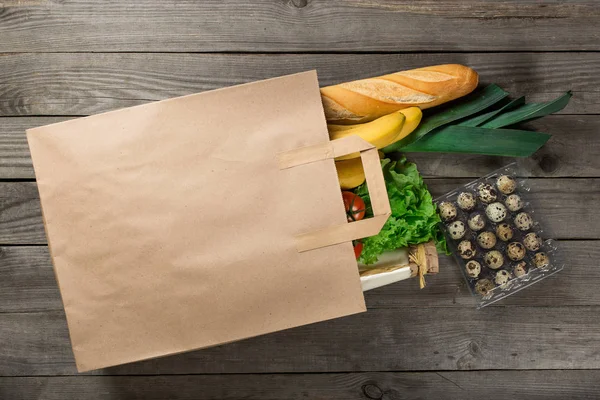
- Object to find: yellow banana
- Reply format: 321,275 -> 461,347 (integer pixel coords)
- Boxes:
327,124 -> 355,133
387,107 -> 422,145
335,158 -> 365,189
328,112 -> 405,160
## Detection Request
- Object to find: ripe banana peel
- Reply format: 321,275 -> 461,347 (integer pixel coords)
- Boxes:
392,107 -> 422,144
329,112 -> 405,161
331,107 -> 423,189
335,157 -> 365,189
328,107 -> 422,161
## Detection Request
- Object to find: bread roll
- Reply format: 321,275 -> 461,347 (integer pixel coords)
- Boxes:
321,64 -> 478,124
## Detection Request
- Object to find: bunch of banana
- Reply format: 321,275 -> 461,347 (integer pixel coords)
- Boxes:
331,107 -> 422,189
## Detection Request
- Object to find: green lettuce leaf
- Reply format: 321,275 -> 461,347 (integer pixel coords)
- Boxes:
355,157 -> 447,264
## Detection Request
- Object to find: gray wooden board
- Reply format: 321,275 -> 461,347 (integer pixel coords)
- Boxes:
0,241 -> 597,313
0,52 -> 597,116
1,306 -> 600,376
2,115 -> 599,180
1,371 -> 600,400
1,1 -> 600,52
2,0 -> 600,392
1,179 -> 598,245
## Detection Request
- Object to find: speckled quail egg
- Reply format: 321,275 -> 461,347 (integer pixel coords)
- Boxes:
496,175 -> 517,194
495,270 -> 512,286
447,220 -> 466,240
457,192 -> 477,211
438,201 -> 457,222
515,212 -> 534,231
484,250 -> 504,269
523,232 -> 543,252
533,252 -> 550,268
477,231 -> 497,249
505,194 -> 523,212
477,183 -> 498,203
507,242 -> 526,261
475,279 -> 495,296
465,260 -> 481,278
496,223 -> 514,242
485,202 -> 508,223
513,261 -> 528,277
457,240 -> 477,260
468,213 -> 486,231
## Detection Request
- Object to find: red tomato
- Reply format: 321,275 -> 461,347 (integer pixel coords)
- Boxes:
342,191 -> 366,222
353,242 -> 364,259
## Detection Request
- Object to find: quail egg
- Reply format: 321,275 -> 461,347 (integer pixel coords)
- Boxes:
533,252 -> 550,268
477,231 -> 497,249
468,213 -> 486,231
523,232 -> 543,252
495,270 -> 512,286
507,242 -> 526,261
438,201 -> 457,222
496,223 -> 514,242
457,192 -> 477,211
513,261 -> 528,277
465,260 -> 481,278
484,250 -> 504,269
505,194 -> 523,212
457,240 -> 477,260
477,183 -> 498,203
485,202 -> 508,223
496,175 -> 517,194
447,220 -> 466,240
475,279 -> 495,296
515,212 -> 534,231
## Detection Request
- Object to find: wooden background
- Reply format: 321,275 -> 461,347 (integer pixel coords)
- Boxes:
1,1 -> 600,399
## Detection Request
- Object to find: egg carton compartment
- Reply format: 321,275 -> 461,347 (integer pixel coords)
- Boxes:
435,163 -> 564,309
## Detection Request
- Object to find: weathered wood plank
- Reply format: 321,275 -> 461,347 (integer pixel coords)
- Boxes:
2,115 -> 598,179
0,241 -> 594,313
2,371 -> 600,400
0,183 -> 45,244
1,179 -> 597,245
1,1 -> 599,52
0,52 -> 596,116
1,306 -> 599,375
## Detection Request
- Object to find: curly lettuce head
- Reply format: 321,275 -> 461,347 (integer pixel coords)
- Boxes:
355,157 -> 447,264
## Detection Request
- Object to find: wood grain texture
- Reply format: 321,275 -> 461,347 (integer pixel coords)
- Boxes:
0,183 -> 45,244
0,52 -> 596,116
0,117 -> 67,179
2,306 -> 600,376
2,371 -> 600,400
1,179 -> 598,245
0,241 -> 596,313
1,1 -> 599,52
2,115 -> 598,179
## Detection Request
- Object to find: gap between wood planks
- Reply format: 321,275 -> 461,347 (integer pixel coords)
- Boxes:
1,50 -> 600,55
0,368 -> 597,377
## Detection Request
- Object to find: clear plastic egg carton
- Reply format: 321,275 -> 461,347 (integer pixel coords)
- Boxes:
435,163 -> 564,308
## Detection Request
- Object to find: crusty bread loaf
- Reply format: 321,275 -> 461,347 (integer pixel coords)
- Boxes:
321,64 -> 478,124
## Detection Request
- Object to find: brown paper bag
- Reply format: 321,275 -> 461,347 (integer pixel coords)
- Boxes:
27,71 -> 390,372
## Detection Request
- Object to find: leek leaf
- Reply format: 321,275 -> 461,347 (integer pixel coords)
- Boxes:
481,91 -> 572,128
401,126 -> 550,157
383,84 -> 509,153
459,96 -> 526,127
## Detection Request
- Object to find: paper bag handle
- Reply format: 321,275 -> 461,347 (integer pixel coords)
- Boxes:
278,136 -> 391,252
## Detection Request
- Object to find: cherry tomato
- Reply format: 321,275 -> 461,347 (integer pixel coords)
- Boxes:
353,242 -> 364,260
342,191 -> 366,222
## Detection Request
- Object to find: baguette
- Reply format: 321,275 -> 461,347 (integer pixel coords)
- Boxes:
321,64 -> 478,124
